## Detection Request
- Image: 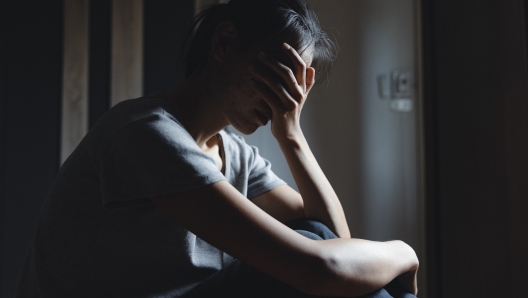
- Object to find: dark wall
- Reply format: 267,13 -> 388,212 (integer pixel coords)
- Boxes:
0,1 -> 194,296
144,0 -> 193,96
89,0 -> 111,128
423,0 -> 528,297
0,1 -> 63,297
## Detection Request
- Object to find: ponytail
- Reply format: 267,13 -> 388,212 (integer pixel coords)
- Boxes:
182,4 -> 229,77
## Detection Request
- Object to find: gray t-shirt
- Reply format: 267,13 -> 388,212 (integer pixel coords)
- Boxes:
17,95 -> 285,297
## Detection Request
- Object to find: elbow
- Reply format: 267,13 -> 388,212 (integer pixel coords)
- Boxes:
290,248 -> 342,296
293,247 -> 389,297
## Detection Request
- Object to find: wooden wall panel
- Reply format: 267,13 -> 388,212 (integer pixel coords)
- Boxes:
61,0 -> 89,163
111,0 -> 143,106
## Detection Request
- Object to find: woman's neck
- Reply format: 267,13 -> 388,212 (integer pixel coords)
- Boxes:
167,71 -> 228,148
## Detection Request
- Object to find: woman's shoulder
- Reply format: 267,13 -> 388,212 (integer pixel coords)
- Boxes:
84,94 -> 195,157
91,94 -> 183,134
108,94 -> 178,121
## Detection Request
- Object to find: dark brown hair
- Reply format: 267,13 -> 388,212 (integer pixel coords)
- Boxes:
183,0 -> 336,83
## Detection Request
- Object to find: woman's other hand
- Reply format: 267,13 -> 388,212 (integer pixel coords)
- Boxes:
248,42 -> 315,142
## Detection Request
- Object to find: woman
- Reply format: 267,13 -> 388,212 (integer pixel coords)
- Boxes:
17,0 -> 418,297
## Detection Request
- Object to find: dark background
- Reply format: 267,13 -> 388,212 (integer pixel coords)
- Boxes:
0,1 -> 194,296
422,0 -> 528,296
1,0 -> 528,297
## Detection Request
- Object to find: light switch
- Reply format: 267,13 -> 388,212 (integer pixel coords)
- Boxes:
391,70 -> 413,98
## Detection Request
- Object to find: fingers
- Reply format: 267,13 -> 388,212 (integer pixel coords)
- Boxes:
249,43 -> 313,112
281,43 -> 306,86
256,52 -> 304,103
249,75 -> 297,112
249,66 -> 297,111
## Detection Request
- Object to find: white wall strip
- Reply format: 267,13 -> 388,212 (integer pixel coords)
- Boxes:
111,0 -> 144,107
61,0 -> 89,164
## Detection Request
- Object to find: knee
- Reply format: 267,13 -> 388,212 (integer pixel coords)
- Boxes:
285,217 -> 338,240
295,230 -> 323,240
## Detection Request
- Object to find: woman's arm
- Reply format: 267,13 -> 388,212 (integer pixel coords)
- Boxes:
278,131 -> 350,237
150,181 -> 418,297
249,43 -> 349,237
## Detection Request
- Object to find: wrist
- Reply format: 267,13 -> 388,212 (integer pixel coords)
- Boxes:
274,126 -> 304,145
276,134 -> 304,153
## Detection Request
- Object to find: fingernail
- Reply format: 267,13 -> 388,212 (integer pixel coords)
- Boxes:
283,43 -> 291,49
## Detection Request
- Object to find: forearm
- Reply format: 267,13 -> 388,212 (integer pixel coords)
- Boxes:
277,130 -> 350,238
307,238 -> 418,297
151,181 -> 418,297
250,43 -> 348,236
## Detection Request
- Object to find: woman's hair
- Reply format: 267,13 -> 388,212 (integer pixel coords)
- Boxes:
183,0 -> 336,83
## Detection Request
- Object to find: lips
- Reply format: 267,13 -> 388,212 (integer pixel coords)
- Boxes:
255,110 -> 269,126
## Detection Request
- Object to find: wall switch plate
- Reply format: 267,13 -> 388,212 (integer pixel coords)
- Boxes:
390,98 -> 413,112
377,74 -> 391,99
391,70 -> 413,98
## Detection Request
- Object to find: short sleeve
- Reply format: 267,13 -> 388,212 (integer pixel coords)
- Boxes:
245,144 -> 286,199
97,113 -> 226,208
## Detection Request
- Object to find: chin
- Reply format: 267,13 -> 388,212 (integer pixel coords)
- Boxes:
237,126 -> 260,135
232,122 -> 261,135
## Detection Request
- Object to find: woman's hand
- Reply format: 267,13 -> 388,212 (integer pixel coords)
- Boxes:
249,43 -> 315,142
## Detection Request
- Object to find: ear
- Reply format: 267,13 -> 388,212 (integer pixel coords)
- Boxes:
212,21 -> 238,62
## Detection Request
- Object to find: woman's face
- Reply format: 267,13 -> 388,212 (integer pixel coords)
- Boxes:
213,42 -> 314,135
